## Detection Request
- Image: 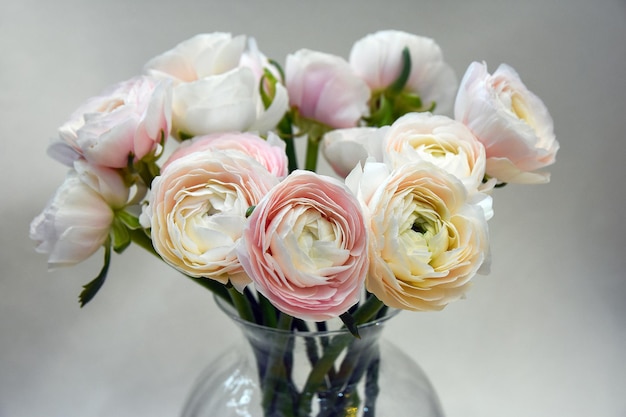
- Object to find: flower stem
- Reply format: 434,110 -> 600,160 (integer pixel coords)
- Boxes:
296,296 -> 386,415
305,135 -> 320,172
261,313 -> 296,417
277,114 -> 298,173
228,286 -> 256,324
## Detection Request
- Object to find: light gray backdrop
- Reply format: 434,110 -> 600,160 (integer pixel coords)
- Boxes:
2,1 -> 625,416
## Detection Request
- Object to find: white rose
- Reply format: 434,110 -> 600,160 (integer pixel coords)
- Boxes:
454,62 -> 559,184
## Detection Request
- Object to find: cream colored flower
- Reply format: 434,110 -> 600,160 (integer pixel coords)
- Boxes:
142,149 -> 279,289
346,160 -> 491,311
384,112 -> 488,193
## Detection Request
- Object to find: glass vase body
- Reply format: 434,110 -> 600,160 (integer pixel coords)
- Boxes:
181,297 -> 445,417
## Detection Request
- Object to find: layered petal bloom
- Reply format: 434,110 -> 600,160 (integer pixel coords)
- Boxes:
454,62 -> 559,184
346,161 -> 490,311
237,170 -> 369,321
30,163 -> 129,268
144,33 -> 288,138
384,112 -> 488,193
350,30 -> 457,114
144,32 -> 246,82
48,76 -> 172,169
163,131 -> 288,178
322,127 -> 388,178
285,49 -> 370,128
142,149 -> 279,289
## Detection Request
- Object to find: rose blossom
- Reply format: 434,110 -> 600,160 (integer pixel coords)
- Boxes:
285,49 -> 370,128
162,131 -> 288,178
48,76 -> 172,169
142,149 -> 279,289
30,163 -> 129,268
454,62 -> 559,184
237,170 -> 369,321
144,33 -> 288,138
349,30 -> 457,114
383,112 -> 488,192
346,160 -> 491,311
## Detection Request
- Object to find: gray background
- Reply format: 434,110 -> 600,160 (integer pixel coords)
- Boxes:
2,0 -> 625,416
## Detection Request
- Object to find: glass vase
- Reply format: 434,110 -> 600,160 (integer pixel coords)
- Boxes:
181,296 -> 445,417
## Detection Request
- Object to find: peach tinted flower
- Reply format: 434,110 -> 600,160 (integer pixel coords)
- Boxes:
346,161 -> 490,311
454,62 -> 559,184
285,49 -> 370,128
143,149 -> 279,289
163,131 -> 288,178
48,76 -> 171,169
237,170 -> 368,321
349,30 -> 457,114
384,112 -> 487,192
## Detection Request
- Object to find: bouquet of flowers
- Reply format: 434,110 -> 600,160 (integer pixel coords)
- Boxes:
30,30 -> 559,416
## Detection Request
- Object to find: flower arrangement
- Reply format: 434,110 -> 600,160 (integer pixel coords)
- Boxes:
30,30 -> 559,416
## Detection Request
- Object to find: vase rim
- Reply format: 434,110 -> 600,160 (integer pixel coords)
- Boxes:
214,294 -> 400,336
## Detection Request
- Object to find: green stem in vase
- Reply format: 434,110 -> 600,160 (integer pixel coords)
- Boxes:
296,296 -> 386,415
227,286 -> 256,324
261,312 -> 296,417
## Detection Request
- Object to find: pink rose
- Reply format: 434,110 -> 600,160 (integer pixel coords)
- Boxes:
346,161 -> 491,311
163,131 -> 288,178
30,162 -> 129,268
350,30 -> 458,114
454,62 -> 559,184
142,149 -> 279,290
49,76 -> 172,169
237,170 -> 369,321
285,49 -> 370,128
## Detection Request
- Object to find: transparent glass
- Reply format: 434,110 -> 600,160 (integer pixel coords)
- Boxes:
181,296 -> 445,417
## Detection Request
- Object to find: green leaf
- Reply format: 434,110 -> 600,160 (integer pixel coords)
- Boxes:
340,311 -> 360,339
79,243 -> 111,307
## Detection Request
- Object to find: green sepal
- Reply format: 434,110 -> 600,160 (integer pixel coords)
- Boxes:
116,210 -> 141,230
366,93 -> 395,127
340,311 -> 361,339
178,131 -> 194,141
110,217 -> 131,254
388,47 -> 412,94
259,68 -> 279,110
397,92 -> 423,110
79,242 -> 111,307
